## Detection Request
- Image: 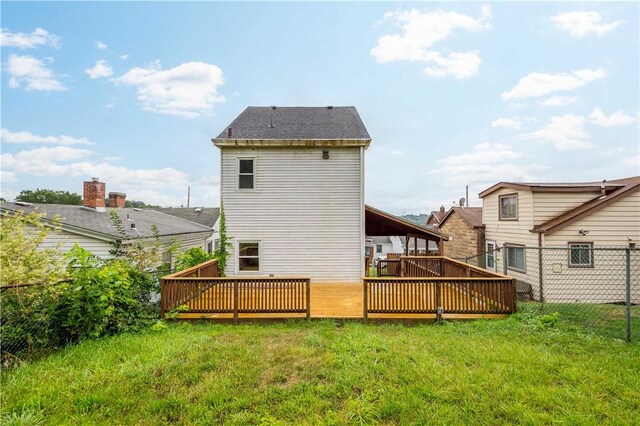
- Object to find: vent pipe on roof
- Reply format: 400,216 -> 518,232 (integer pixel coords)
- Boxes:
601,179 -> 607,196
269,106 -> 276,128
227,127 -> 232,137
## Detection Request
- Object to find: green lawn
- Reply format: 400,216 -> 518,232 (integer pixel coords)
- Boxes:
2,313 -> 639,425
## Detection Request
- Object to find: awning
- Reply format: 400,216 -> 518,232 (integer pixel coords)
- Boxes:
365,205 -> 448,242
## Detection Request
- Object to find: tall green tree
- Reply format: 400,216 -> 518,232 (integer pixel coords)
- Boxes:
16,189 -> 82,205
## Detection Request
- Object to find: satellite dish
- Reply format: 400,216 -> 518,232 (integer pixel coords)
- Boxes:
459,197 -> 466,207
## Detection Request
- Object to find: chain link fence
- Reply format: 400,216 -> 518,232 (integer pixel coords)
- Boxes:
464,246 -> 639,341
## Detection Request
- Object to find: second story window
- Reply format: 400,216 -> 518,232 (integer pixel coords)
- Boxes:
499,194 -> 518,220
238,158 -> 254,189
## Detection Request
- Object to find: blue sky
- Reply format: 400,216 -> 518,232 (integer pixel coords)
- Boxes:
1,2 -> 638,214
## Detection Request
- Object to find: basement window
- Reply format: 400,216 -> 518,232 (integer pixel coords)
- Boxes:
238,158 -> 254,190
569,243 -> 594,268
238,241 -> 260,272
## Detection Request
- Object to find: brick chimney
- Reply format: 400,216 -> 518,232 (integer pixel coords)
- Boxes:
109,192 -> 126,208
83,177 -> 106,211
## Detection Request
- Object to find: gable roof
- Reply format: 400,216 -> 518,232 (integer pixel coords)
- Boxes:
478,177 -> 635,198
531,176 -> 640,234
1,202 -> 213,241
155,207 -> 219,228
426,209 -> 446,225
213,106 -> 371,146
440,207 -> 483,228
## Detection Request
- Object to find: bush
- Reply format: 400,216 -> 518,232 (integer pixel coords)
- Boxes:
175,247 -> 214,271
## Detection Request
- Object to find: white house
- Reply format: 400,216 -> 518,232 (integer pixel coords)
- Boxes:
213,106 -> 446,283
479,176 -> 640,303
1,178 -> 213,260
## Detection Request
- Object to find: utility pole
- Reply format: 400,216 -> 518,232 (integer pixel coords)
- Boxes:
187,186 -> 191,208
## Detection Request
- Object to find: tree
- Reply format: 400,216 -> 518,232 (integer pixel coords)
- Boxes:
0,209 -> 68,287
16,189 -> 82,205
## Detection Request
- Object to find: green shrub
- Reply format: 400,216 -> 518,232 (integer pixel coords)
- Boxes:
175,247 -> 214,272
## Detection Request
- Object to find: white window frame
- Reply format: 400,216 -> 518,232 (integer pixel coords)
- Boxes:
505,243 -> 526,273
236,240 -> 261,273
568,242 -> 594,268
499,194 -> 518,221
237,157 -> 256,191
485,240 -> 497,271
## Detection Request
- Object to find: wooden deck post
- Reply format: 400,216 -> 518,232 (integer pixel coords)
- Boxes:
233,279 -> 239,324
363,279 -> 368,323
306,279 -> 311,320
160,278 -> 165,317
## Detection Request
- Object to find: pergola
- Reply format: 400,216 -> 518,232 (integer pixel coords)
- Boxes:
365,205 -> 448,256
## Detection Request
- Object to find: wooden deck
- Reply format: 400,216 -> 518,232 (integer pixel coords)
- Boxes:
178,282 -> 508,320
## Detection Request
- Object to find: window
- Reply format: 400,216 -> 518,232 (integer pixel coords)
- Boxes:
486,241 -> 496,270
206,241 -> 213,254
376,244 -> 383,254
238,241 -> 260,272
238,158 -> 254,189
499,194 -> 518,220
569,243 -> 593,268
365,246 -> 373,257
214,239 -> 220,251
506,244 -> 525,272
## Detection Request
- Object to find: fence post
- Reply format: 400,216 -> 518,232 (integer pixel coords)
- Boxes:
306,279 -> 311,320
502,243 -> 508,275
626,248 -> 631,342
538,246 -> 544,303
363,279 -> 368,323
160,278 -> 166,317
436,281 -> 442,322
233,279 -> 239,325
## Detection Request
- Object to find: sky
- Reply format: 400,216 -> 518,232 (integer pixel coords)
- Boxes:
1,1 -> 638,215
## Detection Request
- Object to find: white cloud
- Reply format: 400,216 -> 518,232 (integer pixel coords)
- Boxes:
588,108 -> 636,127
538,96 -> 578,107
1,128 -> 92,145
116,61 -> 225,118
0,28 -> 60,49
1,146 -> 94,175
391,150 -> 405,157
491,118 -> 521,130
85,60 -> 113,79
551,11 -> 623,38
6,54 -> 66,91
95,40 -> 108,50
521,114 -> 593,151
119,54 -> 129,60
433,143 -> 540,187
1,171 -> 17,184
501,68 -> 606,101
371,5 -> 490,79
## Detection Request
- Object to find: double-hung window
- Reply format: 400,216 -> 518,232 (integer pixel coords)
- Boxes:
499,194 -> 518,220
376,244 -> 383,254
238,241 -> 260,272
569,243 -> 593,268
506,244 -> 525,272
238,158 -> 254,190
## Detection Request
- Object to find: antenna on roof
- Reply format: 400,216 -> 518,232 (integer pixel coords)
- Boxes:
600,179 -> 606,196
269,106 -> 276,128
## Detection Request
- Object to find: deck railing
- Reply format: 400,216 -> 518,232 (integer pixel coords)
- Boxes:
398,256 -> 499,278
363,277 -> 517,320
161,270 -> 311,322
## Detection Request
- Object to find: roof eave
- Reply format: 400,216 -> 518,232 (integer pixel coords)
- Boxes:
212,138 -> 372,148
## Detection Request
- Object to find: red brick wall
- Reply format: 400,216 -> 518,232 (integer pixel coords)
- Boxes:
83,179 -> 105,208
109,192 -> 126,208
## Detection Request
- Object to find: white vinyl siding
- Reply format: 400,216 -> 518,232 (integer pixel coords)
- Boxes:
532,191 -> 600,225
221,146 -> 363,282
39,229 -> 114,258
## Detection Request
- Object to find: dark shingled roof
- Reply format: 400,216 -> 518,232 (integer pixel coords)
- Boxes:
440,207 -> 483,228
1,202 -> 213,240
155,207 -> 220,228
215,106 -> 370,140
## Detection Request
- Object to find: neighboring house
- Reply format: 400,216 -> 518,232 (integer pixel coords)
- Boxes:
438,207 -> 484,262
366,236 -> 404,259
1,178 -> 213,259
398,237 -> 440,255
156,207 -> 220,253
212,106 -> 371,282
425,206 -> 446,227
479,176 -> 640,303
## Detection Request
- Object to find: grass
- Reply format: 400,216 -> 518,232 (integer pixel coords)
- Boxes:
2,311 -> 640,425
